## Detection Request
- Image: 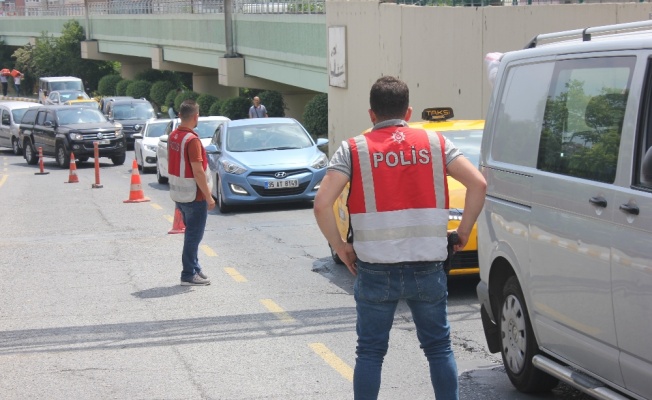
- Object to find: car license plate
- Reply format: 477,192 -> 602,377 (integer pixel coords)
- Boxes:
265,179 -> 298,189
97,139 -> 110,145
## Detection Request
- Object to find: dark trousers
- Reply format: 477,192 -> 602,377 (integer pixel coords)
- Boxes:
1,82 -> 7,96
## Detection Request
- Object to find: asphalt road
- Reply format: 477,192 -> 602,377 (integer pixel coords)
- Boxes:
0,147 -> 592,399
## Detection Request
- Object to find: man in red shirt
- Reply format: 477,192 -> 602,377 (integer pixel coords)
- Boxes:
168,100 -> 216,285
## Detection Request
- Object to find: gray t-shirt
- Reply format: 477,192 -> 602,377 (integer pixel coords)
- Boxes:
328,119 -> 462,178
249,105 -> 267,118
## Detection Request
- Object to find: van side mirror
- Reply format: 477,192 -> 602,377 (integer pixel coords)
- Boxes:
44,121 -> 54,127
159,135 -> 168,143
641,147 -> 652,186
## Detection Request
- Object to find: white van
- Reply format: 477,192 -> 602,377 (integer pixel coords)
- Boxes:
38,76 -> 83,104
478,20 -> 652,400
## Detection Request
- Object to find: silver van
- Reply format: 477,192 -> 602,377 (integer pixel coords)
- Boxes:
0,100 -> 40,155
477,21 -> 652,400
38,77 -> 83,104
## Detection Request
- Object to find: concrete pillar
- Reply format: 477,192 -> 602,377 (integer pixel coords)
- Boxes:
282,92 -> 319,123
193,73 -> 238,99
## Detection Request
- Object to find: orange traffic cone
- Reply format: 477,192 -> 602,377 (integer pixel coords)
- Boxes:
168,208 -> 186,234
123,159 -> 150,203
66,153 -> 79,183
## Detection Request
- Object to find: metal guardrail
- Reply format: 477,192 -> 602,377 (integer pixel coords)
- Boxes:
399,0 -> 649,4
0,0 -> 325,16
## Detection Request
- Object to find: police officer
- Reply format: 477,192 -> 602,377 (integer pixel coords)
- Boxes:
168,99 -> 215,286
314,76 -> 486,400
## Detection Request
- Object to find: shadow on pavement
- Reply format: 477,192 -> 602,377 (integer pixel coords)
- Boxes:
131,285 -> 193,299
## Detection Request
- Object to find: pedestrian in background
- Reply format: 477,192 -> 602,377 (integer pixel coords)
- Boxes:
0,69 -> 9,97
167,99 -> 215,286
11,69 -> 23,96
313,76 -> 487,400
248,96 -> 268,118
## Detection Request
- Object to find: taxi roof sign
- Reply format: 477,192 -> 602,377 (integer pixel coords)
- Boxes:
422,107 -> 454,121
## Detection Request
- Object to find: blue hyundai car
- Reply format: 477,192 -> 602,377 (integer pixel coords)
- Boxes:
205,118 -> 329,213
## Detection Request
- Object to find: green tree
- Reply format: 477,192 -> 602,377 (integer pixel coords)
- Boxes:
126,80 -> 152,100
150,81 -> 177,108
259,91 -> 285,117
116,79 -> 132,96
302,93 -> 328,137
197,93 -> 220,116
165,89 -> 180,110
174,90 -> 200,110
98,74 -> 122,96
220,97 -> 251,120
208,100 -> 223,116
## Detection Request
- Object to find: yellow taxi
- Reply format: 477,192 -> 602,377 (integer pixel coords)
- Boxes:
63,98 -> 101,109
331,107 -> 484,276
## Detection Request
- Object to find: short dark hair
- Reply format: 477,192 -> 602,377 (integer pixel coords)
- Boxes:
178,99 -> 198,119
369,76 -> 409,120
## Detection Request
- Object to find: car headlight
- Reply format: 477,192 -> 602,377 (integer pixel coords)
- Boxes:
220,159 -> 247,175
144,144 -> 157,152
311,153 -> 329,169
449,209 -> 463,221
69,133 -> 84,141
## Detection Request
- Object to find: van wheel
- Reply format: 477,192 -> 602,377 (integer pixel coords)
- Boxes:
217,177 -> 231,214
56,144 -> 70,168
12,138 -> 22,156
24,141 -> 38,165
329,244 -> 344,264
500,276 -> 559,393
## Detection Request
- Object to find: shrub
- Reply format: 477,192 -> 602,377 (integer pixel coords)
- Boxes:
174,90 -> 200,110
258,90 -> 285,117
126,80 -> 152,100
208,100 -> 224,117
97,74 -> 122,96
165,89 -> 178,109
197,93 -> 220,116
150,81 -> 176,108
116,79 -> 132,96
220,97 -> 251,120
303,93 -> 328,138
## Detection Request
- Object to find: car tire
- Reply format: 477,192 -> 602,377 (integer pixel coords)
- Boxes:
12,138 -> 22,156
217,176 -> 231,214
77,156 -> 89,163
56,144 -> 70,168
329,243 -> 344,265
111,153 -> 126,166
23,140 -> 38,165
156,164 -> 168,184
500,276 -> 559,393
137,151 -> 143,171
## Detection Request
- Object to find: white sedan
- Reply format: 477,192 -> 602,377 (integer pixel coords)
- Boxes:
134,119 -> 170,172
156,116 -> 230,184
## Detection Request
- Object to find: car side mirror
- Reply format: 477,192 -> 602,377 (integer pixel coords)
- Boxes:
159,135 -> 168,143
641,146 -> 652,186
44,121 -> 54,127
204,144 -> 219,154
156,112 -> 162,119
316,138 -> 328,147
133,133 -> 143,140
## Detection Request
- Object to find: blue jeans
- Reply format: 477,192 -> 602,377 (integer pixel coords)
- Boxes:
176,200 -> 207,281
353,261 -> 458,400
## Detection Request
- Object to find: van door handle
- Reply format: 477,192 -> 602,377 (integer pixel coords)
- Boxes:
619,204 -> 640,216
589,196 -> 607,208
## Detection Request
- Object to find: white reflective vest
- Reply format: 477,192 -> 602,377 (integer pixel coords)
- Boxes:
348,126 -> 449,263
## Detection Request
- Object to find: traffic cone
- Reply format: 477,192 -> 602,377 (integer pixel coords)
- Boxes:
66,153 -> 79,183
123,159 -> 150,203
168,208 -> 186,234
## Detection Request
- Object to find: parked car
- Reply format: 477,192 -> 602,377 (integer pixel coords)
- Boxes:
329,108 -> 484,272
155,116 -> 231,184
45,90 -> 90,105
0,100 -> 40,155
134,119 -> 170,172
106,98 -> 157,148
99,96 -> 134,116
204,117 -> 328,213
477,20 -> 652,400
19,105 -> 126,168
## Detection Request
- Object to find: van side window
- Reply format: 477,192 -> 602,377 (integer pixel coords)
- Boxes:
491,62 -> 553,167
1,110 -> 9,126
537,57 -> 634,183
636,59 -> 652,189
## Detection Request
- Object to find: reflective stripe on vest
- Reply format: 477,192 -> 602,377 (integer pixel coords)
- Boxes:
348,128 -> 449,263
169,131 -> 203,203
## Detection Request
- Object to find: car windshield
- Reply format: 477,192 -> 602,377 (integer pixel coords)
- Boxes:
226,122 -> 312,152
145,122 -> 168,138
58,91 -> 89,102
441,129 -> 482,167
113,104 -> 155,120
196,120 -> 225,139
57,108 -> 107,125
11,108 -> 30,123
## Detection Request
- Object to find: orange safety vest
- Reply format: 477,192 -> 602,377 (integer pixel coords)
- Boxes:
348,126 -> 449,263
168,127 -> 207,203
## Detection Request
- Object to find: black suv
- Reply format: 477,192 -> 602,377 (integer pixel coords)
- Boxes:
106,98 -> 158,148
19,105 -> 126,168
